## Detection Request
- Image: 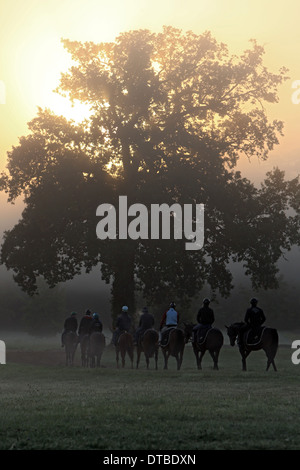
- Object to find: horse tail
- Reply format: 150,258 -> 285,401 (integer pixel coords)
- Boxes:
143,329 -> 159,357
271,328 -> 279,355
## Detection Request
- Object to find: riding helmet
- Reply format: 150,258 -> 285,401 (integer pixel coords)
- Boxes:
203,298 -> 210,305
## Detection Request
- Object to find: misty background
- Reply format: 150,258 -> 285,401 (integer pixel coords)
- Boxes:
0,196 -> 299,336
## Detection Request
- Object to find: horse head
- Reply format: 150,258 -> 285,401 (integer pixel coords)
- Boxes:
225,323 -> 243,346
182,322 -> 194,342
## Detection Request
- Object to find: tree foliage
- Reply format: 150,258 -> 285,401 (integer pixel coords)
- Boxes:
1,27 -> 299,320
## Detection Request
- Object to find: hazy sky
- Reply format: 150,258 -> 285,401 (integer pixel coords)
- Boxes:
1,0 -> 300,232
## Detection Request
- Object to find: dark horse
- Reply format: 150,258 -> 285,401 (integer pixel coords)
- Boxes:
160,327 -> 188,370
116,331 -> 134,368
64,331 -> 78,366
226,322 -> 278,371
88,332 -> 106,368
184,323 -> 224,370
80,334 -> 89,367
136,329 -> 159,370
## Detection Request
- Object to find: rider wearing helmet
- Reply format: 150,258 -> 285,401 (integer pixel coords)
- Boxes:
245,298 -> 266,329
134,307 -> 155,346
78,309 -> 93,342
192,298 -> 215,342
237,298 -> 266,345
89,312 -> 103,335
112,306 -> 132,345
159,302 -> 179,346
197,299 -> 215,325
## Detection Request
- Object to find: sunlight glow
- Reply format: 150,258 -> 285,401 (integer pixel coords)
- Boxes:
14,29 -> 91,122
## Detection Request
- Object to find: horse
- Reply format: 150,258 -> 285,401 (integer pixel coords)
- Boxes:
115,331 -> 134,368
80,334 -> 89,367
225,322 -> 278,371
88,331 -> 106,368
64,331 -> 78,366
136,329 -> 159,370
184,323 -> 224,370
160,327 -> 188,370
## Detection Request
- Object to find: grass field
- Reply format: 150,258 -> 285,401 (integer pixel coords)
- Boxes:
1,331 -> 300,451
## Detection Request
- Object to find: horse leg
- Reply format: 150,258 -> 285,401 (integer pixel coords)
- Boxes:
71,350 -> 75,366
136,348 -> 141,369
116,348 -> 120,368
271,360 -> 277,372
266,354 -> 277,372
66,349 -> 71,366
177,352 -> 183,370
240,349 -> 250,371
129,349 -> 134,369
209,350 -> 219,370
155,349 -> 158,370
145,354 -> 150,370
162,349 -> 168,370
198,350 -> 205,370
265,345 -> 278,372
193,348 -> 199,369
193,345 -> 201,370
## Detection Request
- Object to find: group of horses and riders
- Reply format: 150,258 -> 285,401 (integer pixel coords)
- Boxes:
61,297 -> 279,371
61,310 -> 105,367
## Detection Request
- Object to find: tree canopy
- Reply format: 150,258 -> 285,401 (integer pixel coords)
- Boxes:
1,26 -> 299,320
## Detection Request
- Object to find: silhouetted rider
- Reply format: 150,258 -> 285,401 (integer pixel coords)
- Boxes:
112,306 -> 132,345
134,307 -> 155,345
193,298 -> 214,341
61,312 -> 78,347
78,309 -> 93,342
238,298 -> 266,345
89,312 -> 103,335
245,298 -> 266,329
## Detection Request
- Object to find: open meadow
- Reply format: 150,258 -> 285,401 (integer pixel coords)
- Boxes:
1,330 -> 300,451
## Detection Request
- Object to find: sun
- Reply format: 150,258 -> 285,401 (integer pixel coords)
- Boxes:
14,28 -> 91,123
46,92 -> 91,123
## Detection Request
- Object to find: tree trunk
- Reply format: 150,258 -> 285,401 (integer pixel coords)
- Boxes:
110,240 -> 136,326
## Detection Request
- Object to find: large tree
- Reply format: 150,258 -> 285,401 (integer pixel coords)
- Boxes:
1,27 -> 300,321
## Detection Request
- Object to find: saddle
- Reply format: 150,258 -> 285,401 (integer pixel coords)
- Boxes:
195,326 -> 212,345
245,326 -> 265,346
160,327 -> 176,347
